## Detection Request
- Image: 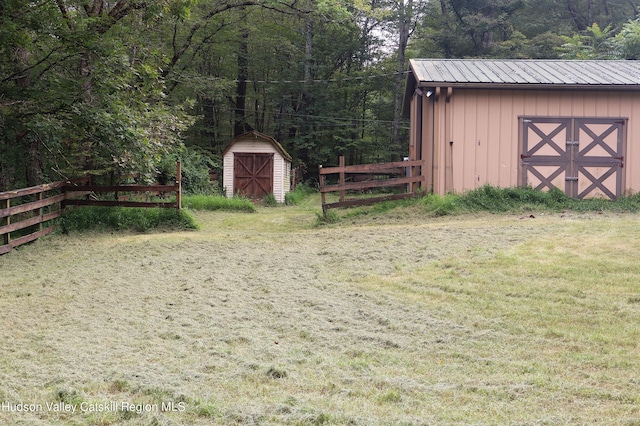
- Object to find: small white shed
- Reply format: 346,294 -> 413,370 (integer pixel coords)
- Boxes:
223,131 -> 293,203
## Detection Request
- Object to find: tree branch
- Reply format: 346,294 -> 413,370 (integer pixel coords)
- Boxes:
161,0 -> 309,79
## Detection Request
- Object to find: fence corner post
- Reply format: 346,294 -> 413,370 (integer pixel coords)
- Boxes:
176,160 -> 182,210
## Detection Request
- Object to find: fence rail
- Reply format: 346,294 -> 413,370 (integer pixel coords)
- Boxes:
0,177 -> 90,255
319,156 -> 424,213
0,162 -> 182,255
63,184 -> 180,209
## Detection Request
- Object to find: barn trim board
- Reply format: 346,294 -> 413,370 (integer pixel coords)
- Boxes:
403,59 -> 640,198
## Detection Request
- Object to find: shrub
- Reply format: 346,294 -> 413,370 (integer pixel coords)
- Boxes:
182,195 -> 256,212
60,207 -> 198,233
158,148 -> 220,195
263,193 -> 278,207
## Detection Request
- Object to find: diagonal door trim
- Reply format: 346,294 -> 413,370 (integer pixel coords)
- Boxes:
521,117 -> 626,199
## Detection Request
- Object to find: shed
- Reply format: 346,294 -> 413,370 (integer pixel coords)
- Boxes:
223,130 -> 292,202
403,59 -> 640,199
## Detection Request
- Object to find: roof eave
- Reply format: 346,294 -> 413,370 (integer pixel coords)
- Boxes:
416,81 -> 640,91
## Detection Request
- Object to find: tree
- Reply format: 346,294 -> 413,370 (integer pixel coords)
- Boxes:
615,16 -> 640,59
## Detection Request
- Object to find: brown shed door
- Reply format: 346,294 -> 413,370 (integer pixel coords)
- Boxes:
234,153 -> 273,198
521,117 -> 625,199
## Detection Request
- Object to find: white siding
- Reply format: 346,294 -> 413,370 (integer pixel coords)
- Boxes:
223,138 -> 291,202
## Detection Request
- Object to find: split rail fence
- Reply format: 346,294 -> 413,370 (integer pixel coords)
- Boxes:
319,156 -> 424,214
0,162 -> 181,255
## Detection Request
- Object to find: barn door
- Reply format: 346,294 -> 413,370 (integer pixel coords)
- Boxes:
520,117 -> 625,199
234,153 -> 273,198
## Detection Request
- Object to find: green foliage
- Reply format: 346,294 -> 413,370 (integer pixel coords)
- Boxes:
263,193 -> 278,207
432,186 -> 640,214
615,17 -> 640,59
182,195 -> 256,212
315,209 -> 340,225
421,193 -> 461,217
323,186 -> 640,223
453,185 -> 565,212
158,147 -> 220,195
559,23 -> 617,59
60,207 -> 198,233
284,184 -> 317,206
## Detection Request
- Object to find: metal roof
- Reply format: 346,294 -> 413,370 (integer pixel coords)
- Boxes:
409,59 -> 640,88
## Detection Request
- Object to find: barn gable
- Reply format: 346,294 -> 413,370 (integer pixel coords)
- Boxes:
403,59 -> 640,199
223,131 -> 292,203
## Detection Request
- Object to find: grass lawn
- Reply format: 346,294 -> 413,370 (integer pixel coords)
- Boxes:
0,195 -> 639,425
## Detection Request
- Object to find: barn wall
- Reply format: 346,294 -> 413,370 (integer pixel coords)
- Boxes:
420,88 -> 640,195
223,138 -> 291,202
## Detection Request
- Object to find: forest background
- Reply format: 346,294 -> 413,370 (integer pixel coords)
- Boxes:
3,0 -> 640,192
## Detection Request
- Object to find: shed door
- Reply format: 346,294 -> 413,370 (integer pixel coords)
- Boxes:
520,117 -> 625,199
234,153 -> 273,198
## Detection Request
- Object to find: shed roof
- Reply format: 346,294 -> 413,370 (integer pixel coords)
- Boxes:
223,130 -> 292,162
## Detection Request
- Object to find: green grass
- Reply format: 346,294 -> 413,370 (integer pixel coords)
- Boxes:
182,194 -> 256,212
60,206 -> 198,232
2,206 -> 640,424
285,184 -> 317,206
328,185 -> 640,220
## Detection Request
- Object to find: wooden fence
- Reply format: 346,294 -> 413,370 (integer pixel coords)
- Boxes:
0,162 -> 182,255
319,156 -> 424,213
0,177 -> 90,255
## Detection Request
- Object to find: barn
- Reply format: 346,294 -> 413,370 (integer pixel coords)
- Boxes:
223,130 -> 292,202
403,59 -> 640,199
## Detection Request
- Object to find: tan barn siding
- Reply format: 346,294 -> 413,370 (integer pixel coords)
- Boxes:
499,90 -> 517,186
436,91 -> 447,194
429,89 -> 640,195
419,94 -> 435,192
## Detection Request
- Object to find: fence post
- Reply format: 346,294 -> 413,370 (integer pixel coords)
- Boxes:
339,156 -> 345,202
2,199 -> 9,246
176,160 -> 182,210
38,191 -> 44,231
319,165 -> 326,214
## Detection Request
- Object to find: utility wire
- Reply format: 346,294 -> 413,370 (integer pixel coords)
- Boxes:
168,70 -> 410,85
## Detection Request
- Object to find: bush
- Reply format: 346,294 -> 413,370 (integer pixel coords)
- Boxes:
60,207 -> 198,233
158,148 -> 220,195
263,193 -> 278,207
182,195 -> 256,212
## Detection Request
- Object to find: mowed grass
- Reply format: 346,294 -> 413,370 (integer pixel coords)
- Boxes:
0,199 -> 639,425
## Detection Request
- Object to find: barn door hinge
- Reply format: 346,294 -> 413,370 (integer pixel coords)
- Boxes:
565,177 -> 578,181
566,140 -> 579,146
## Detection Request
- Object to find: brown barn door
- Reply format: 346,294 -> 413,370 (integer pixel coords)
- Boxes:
521,117 -> 625,199
234,153 -> 273,198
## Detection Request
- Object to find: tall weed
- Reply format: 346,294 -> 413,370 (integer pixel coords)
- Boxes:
60,207 -> 198,233
182,195 -> 256,212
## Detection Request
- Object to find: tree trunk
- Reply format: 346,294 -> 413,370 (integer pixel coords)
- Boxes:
392,0 -> 412,159
234,25 -> 250,136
